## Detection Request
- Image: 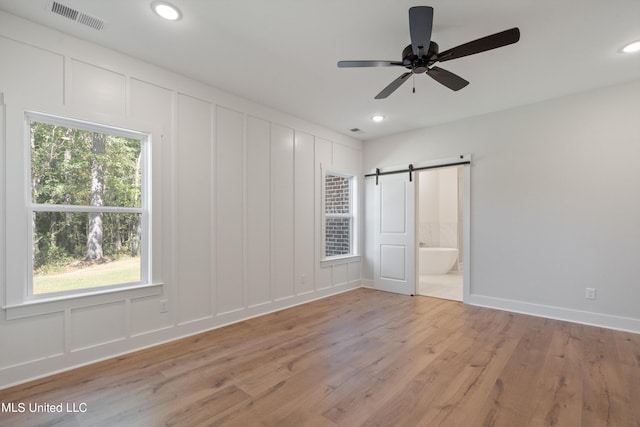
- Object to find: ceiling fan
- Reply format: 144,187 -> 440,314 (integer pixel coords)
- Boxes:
337,6 -> 520,99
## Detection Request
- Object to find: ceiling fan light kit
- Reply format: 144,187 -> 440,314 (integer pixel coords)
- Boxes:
338,6 -> 520,99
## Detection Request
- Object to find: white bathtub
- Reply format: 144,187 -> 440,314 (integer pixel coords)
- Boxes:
419,247 -> 458,275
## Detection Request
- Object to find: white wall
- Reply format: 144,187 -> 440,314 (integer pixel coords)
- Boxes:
364,79 -> 640,333
0,11 -> 362,389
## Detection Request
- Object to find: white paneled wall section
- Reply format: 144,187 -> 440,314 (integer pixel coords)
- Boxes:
0,11 -> 362,389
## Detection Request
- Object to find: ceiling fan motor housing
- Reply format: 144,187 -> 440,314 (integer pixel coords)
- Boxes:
402,41 -> 439,74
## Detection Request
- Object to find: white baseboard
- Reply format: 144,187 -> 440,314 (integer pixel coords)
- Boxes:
342,280 -> 639,334
467,293 -> 640,334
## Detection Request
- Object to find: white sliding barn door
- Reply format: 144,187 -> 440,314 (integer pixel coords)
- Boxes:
373,173 -> 416,295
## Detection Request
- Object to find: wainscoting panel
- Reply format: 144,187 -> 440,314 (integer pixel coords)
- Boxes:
70,302 -> 126,352
69,59 -> 125,117
215,106 -> 245,314
176,93 -> 213,323
246,116 -> 272,307
295,131 -> 316,295
270,124 -> 295,301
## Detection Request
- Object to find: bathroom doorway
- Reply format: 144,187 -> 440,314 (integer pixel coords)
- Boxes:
416,165 -> 465,301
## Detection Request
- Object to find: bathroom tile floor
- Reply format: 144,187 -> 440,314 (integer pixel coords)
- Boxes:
418,271 -> 463,301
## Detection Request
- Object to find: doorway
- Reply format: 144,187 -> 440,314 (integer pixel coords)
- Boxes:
370,157 -> 470,301
416,165 -> 466,301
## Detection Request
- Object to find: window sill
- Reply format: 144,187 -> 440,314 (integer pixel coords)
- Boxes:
3,283 -> 164,320
321,254 -> 361,266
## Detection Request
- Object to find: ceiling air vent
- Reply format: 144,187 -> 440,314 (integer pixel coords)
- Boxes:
50,1 -> 105,30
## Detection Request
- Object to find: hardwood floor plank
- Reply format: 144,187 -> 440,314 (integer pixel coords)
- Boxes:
614,331 -> 640,425
319,318 -> 464,425
458,316 -> 557,427
0,288 -> 638,427
526,323 -> 584,427
398,313 -> 525,426
581,325 -> 635,427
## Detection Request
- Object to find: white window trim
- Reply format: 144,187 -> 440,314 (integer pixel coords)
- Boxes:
23,111 -> 153,301
2,104 -> 164,319
4,283 -> 163,320
321,166 -> 358,261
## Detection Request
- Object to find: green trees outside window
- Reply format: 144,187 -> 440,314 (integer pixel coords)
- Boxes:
28,114 -> 147,295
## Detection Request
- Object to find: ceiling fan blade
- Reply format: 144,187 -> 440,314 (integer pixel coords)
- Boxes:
436,27 -> 520,62
409,6 -> 434,57
375,72 -> 413,99
426,66 -> 469,91
337,60 -> 404,68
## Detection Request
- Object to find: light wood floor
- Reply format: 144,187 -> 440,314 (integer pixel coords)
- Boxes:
1,288 -> 638,426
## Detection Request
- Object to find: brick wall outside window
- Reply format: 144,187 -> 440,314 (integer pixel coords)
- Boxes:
325,174 -> 351,257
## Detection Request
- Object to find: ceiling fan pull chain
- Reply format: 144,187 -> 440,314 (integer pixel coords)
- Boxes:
413,74 -> 416,93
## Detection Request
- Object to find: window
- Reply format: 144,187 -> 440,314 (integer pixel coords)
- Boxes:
27,112 -> 150,297
323,171 -> 356,258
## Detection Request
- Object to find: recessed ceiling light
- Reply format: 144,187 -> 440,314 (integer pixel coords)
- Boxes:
621,40 -> 640,54
371,115 -> 385,122
151,1 -> 182,21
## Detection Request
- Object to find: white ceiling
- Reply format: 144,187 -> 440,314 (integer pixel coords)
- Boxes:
1,0 -> 639,140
